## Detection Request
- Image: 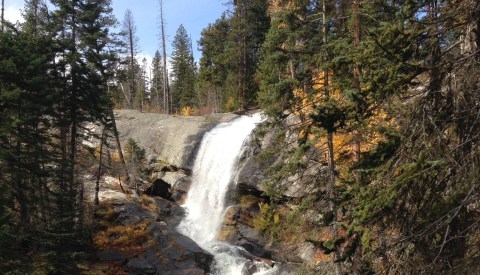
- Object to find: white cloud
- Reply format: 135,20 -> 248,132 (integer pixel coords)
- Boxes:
136,53 -> 153,68
4,5 -> 24,24
136,53 -> 172,74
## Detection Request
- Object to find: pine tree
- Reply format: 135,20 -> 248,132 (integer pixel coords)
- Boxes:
151,50 -> 164,112
196,1 -> 269,112
170,24 -> 196,112
197,14 -> 230,112
0,0 -> 118,271
226,0 -> 269,109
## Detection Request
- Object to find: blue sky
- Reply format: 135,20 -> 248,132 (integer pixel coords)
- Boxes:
4,0 -> 228,63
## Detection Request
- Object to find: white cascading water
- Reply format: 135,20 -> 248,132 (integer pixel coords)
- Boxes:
177,113 -> 275,275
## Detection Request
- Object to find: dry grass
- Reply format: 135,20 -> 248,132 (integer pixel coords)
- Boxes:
140,195 -> 158,212
93,221 -> 150,256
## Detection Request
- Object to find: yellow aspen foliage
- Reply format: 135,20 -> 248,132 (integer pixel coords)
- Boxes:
111,151 -> 121,162
291,70 -> 396,167
181,106 -> 192,116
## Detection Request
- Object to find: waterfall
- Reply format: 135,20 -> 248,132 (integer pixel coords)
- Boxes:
177,113 -> 275,275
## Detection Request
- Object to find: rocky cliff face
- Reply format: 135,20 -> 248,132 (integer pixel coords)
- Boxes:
224,114 -> 329,272
236,114 -> 326,199
114,110 -> 237,170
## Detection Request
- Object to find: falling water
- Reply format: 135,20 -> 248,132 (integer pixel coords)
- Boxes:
177,113 -> 275,275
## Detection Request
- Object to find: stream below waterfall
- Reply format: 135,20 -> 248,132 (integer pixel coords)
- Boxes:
177,113 -> 278,275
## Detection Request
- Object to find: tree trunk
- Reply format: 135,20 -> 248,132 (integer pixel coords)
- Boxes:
94,128 -> 106,206
324,2 -> 341,273
160,0 -> 170,114
70,2 -> 80,232
323,0 -> 335,190
129,27 -> 135,109
1,0 -> 5,32
352,0 -> 361,162
109,109 -> 130,183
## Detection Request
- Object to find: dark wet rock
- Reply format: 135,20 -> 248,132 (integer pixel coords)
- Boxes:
127,257 -> 156,274
163,268 -> 205,275
145,227 -> 213,274
113,201 -> 158,226
144,178 -> 173,200
97,250 -> 128,261
152,196 -> 185,224
241,262 -> 259,275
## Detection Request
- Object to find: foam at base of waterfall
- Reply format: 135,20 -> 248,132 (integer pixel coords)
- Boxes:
208,242 -> 274,275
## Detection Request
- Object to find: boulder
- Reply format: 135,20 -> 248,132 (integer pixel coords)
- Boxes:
218,205 -> 271,259
139,223 -> 213,274
161,170 -> 192,202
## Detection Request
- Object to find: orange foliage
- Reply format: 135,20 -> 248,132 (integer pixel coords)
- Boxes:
269,0 -> 305,15
93,222 -> 150,255
291,70 -> 396,166
181,106 -> 192,116
140,195 -> 158,212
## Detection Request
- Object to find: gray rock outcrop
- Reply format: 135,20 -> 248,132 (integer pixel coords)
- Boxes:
114,110 -> 237,170
94,195 -> 213,274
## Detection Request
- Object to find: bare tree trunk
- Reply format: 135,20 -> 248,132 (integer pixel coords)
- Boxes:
323,2 -> 341,273
94,128 -> 106,206
122,10 -> 137,109
323,0 -> 335,190
70,3 -> 81,232
129,27 -> 135,108
160,0 -> 170,114
1,0 -> 5,32
352,0 -> 362,162
109,109 -> 129,183
120,83 -> 131,107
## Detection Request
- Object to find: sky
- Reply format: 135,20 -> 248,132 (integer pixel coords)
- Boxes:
3,0 -> 228,64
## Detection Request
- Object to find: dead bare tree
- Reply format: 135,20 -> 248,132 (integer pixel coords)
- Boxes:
159,0 -> 170,114
1,0 -> 5,32
121,9 -> 138,109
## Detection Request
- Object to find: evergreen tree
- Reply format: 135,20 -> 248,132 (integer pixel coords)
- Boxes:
170,24 -> 196,112
196,0 -> 269,112
197,14 -> 230,112
0,22 -> 57,271
225,0 -> 269,110
151,50 -> 164,112
0,0 -> 118,271
257,0 -> 315,117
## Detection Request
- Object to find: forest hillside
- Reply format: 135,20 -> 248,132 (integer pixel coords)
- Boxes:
1,0 -> 479,274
